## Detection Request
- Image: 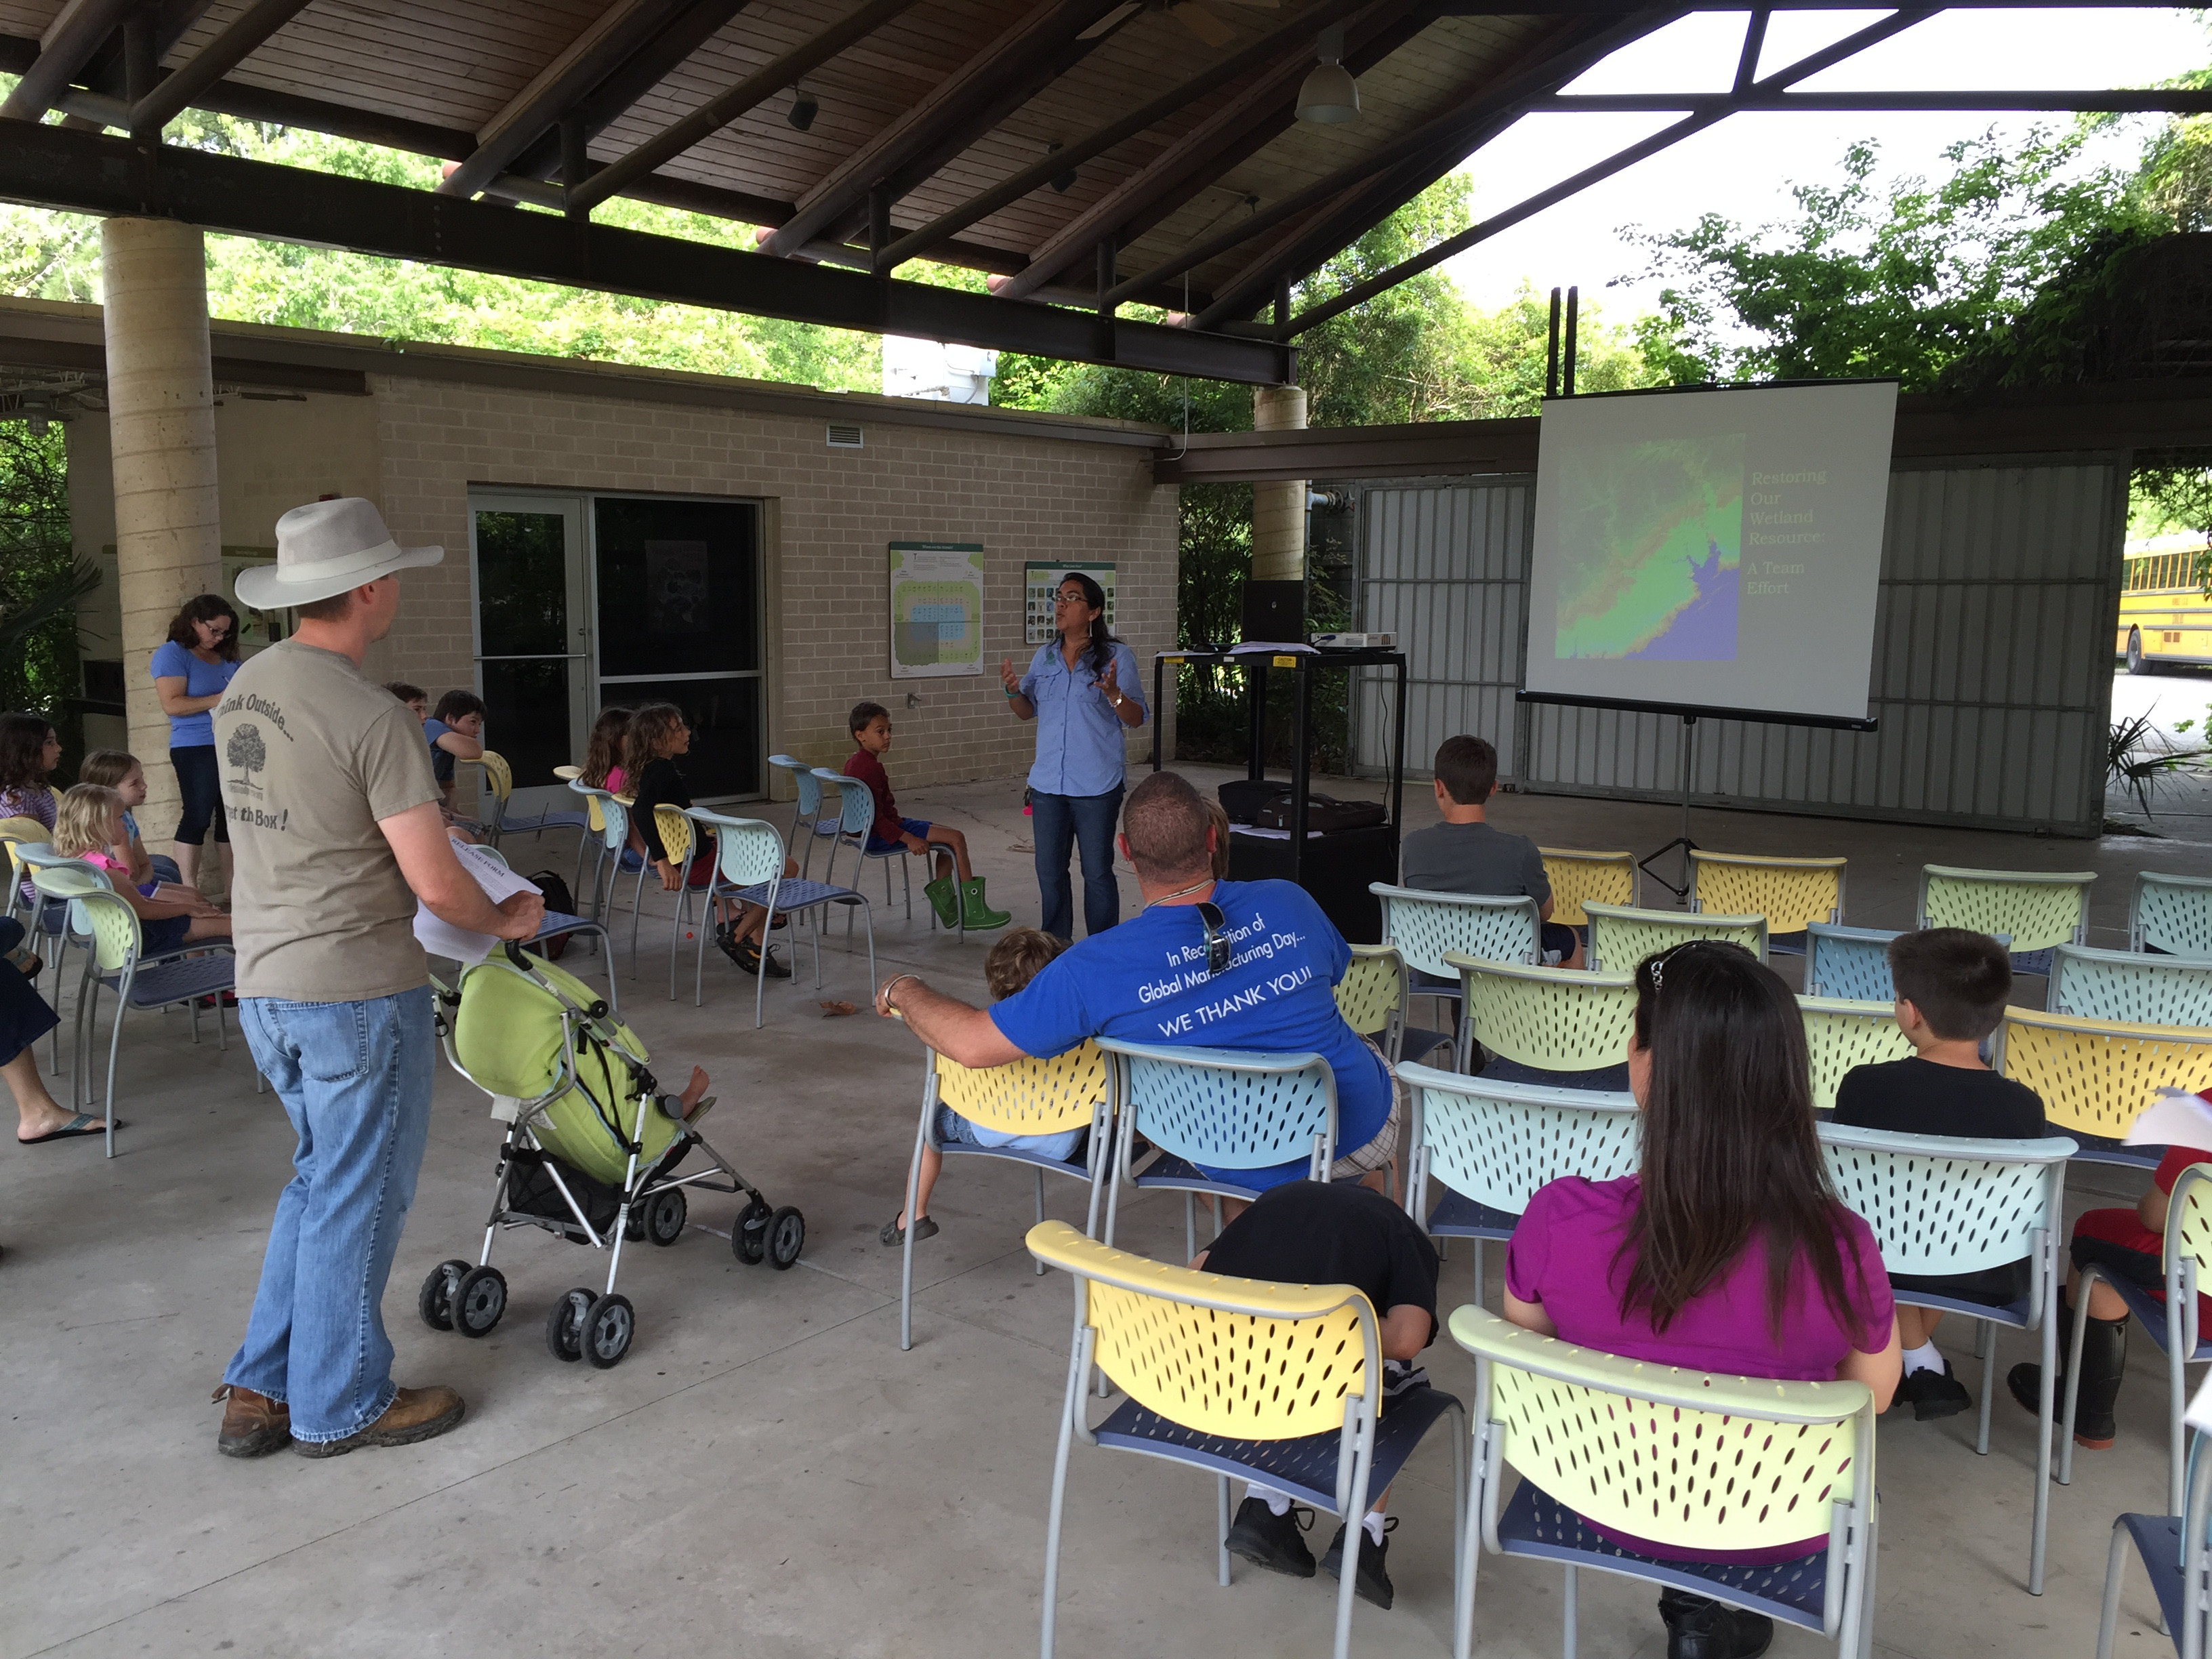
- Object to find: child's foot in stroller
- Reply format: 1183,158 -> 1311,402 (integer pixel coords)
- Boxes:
212,1383 -> 291,1458
292,1385 -> 466,1458
880,1212 -> 939,1247
678,1066 -> 711,1118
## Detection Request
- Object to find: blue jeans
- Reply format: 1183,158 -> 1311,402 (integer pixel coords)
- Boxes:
1032,785 -> 1122,941
226,987 -> 434,1442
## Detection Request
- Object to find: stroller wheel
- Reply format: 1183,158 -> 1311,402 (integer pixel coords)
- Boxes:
766,1206 -> 806,1270
418,1259 -> 471,1332
546,1288 -> 593,1363
453,1265 -> 509,1338
644,1188 -> 688,1247
583,1293 -> 634,1368
733,1198 -> 772,1265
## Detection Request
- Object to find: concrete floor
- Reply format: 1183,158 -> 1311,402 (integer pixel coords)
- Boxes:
7,733 -> 2212,1659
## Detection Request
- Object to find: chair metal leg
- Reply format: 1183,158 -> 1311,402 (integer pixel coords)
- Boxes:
1183,1191 -> 1196,1265
2097,1517 -> 2133,1659
102,986 -> 127,1158
1217,1476 -> 1231,1587
1976,1320 -> 1996,1455
2032,1303 -> 2055,1593
1471,1238 -> 1486,1306
1035,1167 -> 1048,1275
1561,1563 -> 1578,1659
1330,1449 -> 1374,1659
1040,1345 -> 1084,1659
2062,1275 -> 2097,1487
900,1101 -> 929,1352
2171,1300 -> 2190,1521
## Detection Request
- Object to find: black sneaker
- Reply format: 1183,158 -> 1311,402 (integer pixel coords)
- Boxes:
1896,1359 -> 1972,1421
1658,1589 -> 1774,1659
1320,1517 -> 1397,1608
1224,1497 -> 1315,1578
732,937 -> 792,979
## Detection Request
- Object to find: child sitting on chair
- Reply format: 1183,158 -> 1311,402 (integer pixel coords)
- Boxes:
844,701 -> 1010,934
51,784 -> 231,954
880,927 -> 1080,1247
77,749 -> 183,888
1832,927 -> 2045,1421
580,705 -> 632,796
1399,734 -> 1582,969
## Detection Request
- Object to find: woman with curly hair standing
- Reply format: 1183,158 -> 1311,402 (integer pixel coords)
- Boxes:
150,592 -> 243,894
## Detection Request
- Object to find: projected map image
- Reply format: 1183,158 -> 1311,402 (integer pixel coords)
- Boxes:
1553,436 -> 1744,662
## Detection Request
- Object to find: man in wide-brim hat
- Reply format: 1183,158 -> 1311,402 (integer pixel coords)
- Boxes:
209,497 -> 544,1460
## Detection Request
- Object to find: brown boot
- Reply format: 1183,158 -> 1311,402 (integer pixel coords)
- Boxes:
291,1385 -> 466,1459
213,1383 -> 292,1458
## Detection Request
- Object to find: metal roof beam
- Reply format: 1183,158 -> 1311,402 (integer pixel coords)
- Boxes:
872,0 -> 1366,274
1536,88 -> 2212,111
437,0 -> 696,200
0,0 -> 136,121
759,0 -> 1130,258
126,0 -> 312,136
566,0 -> 925,216
0,121 -> 1294,382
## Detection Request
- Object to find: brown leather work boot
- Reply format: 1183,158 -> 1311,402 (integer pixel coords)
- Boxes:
291,1385 -> 466,1459
213,1384 -> 292,1458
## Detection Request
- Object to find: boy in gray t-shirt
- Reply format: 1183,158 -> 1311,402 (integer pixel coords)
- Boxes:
1400,735 -> 1584,968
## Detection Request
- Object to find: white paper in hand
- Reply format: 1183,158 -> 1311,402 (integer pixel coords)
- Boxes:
414,842 -> 541,965
2125,1088 -> 2212,1148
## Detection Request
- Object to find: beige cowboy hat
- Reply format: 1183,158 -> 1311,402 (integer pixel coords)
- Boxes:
235,497 -> 443,611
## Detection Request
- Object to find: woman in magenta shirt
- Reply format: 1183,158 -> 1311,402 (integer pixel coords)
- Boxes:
1504,940 -> 1900,1659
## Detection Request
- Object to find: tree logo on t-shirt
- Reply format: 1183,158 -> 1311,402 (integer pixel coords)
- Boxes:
226,724 -> 268,796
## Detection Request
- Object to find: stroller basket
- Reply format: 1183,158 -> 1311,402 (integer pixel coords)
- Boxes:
504,1142 -> 690,1244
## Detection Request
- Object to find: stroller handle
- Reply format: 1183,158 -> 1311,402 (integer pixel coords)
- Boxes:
502,939 -> 613,1023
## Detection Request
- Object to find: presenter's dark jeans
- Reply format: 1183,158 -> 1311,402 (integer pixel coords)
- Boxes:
171,743 -> 228,844
1033,786 -> 1122,941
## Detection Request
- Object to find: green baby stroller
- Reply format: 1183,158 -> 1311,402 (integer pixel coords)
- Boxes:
419,943 -> 804,1368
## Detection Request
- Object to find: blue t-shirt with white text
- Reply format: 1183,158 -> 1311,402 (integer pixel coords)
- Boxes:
989,878 -> 1388,1189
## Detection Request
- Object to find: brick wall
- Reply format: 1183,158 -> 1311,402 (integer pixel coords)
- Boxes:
369,375 -> 1178,796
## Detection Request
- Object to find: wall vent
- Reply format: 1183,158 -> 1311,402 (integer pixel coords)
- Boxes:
826,423 -> 864,449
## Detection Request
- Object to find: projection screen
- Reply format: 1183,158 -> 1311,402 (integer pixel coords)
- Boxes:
1521,382 -> 1899,729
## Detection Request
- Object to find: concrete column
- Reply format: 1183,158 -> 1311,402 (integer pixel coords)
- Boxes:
102,217 -> 222,856
1250,382 -> 1307,586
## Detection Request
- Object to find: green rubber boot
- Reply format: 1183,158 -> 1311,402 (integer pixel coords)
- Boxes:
960,878 -> 1012,930
923,874 -> 960,928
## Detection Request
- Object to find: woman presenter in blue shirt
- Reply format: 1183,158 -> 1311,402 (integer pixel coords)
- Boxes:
998,572 -> 1146,940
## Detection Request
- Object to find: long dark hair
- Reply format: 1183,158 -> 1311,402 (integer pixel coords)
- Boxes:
0,712 -> 56,791
1615,941 -> 1865,1341
623,702 -> 686,780
582,706 -> 630,789
166,594 -> 243,661
1057,571 -> 1114,675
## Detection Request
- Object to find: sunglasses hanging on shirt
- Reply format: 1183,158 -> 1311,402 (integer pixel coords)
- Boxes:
1196,901 -> 1231,977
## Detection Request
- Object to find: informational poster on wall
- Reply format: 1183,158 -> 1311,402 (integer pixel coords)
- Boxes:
1024,561 -> 1116,645
888,541 -> 985,678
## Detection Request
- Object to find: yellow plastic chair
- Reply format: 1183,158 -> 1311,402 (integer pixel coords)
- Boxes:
1448,954 -> 1635,1085
1688,851 -> 1846,947
1,812 -> 50,928
1919,865 -> 2094,968
1027,1220 -> 1469,1659
1799,997 -> 1916,1113
1538,847 -> 1635,926
2066,1162 -> 2212,1521
1450,1305 -> 1877,1659
1582,901 -> 1767,974
1992,1006 -> 2212,1167
897,1043 -> 1111,1351
462,747 -> 590,859
1333,943 -> 1450,1067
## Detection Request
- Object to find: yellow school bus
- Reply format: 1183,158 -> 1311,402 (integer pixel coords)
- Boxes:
2118,535 -> 2212,674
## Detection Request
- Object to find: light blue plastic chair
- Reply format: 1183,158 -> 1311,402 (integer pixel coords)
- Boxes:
815,767 -> 914,923
1371,882 -> 1540,1025
768,754 -> 842,880
2133,872 -> 2212,959
2052,944 -> 2212,1028
689,810 -> 874,1025
1097,1037 -> 1338,1262
1803,924 -> 1903,1001
1402,1064 -> 1639,1302
2095,1427 -> 2212,1659
1818,1121 -> 2075,1594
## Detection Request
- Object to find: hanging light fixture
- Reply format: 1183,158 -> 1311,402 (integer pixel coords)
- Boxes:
1296,27 -> 1358,125
787,87 -> 819,131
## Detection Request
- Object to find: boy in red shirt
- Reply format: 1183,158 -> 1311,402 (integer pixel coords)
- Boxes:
844,701 -> 1010,933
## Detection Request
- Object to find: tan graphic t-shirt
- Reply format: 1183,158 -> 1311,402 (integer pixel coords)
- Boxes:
213,640 -> 442,1001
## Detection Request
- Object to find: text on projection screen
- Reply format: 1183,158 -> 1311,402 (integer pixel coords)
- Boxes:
1521,382 -> 1897,724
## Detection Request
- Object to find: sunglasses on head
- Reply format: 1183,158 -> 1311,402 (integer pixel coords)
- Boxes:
1643,939 -> 1717,991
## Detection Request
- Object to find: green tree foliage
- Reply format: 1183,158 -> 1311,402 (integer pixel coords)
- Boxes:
0,423 -> 94,762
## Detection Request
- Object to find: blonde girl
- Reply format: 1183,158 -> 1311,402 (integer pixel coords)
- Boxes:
52,784 -> 230,953
78,749 -> 184,890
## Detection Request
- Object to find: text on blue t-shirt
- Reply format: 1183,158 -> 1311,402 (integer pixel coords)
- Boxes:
987,878 -> 1388,1190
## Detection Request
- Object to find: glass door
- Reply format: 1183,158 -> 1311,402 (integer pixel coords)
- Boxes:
468,493 -> 592,817
592,495 -> 764,800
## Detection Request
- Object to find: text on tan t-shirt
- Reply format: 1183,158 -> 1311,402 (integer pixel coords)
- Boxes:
214,641 -> 442,1002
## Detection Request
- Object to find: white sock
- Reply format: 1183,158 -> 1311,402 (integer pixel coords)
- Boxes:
1364,1511 -> 1387,1545
1249,1483 -> 1292,1517
1903,1340 -> 1944,1377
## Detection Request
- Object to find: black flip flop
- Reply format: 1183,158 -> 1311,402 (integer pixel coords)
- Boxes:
19,1113 -> 119,1145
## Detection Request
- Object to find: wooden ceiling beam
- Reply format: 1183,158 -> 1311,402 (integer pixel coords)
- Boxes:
127,0 -> 314,136
0,0 -> 138,121
758,0 -> 1130,258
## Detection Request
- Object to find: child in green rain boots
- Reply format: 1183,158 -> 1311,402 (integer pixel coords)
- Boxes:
844,701 -> 1011,933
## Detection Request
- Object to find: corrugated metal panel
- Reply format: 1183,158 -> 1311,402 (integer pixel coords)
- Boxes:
1346,459 -> 2124,836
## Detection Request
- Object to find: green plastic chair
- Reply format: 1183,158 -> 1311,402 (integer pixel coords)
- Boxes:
1918,865 -> 2093,970
1447,954 -> 1635,1083
1333,943 -> 1450,1067
33,863 -> 238,1159
1451,1305 -> 1879,1659
1582,900 -> 1767,974
1799,996 -> 1916,1113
